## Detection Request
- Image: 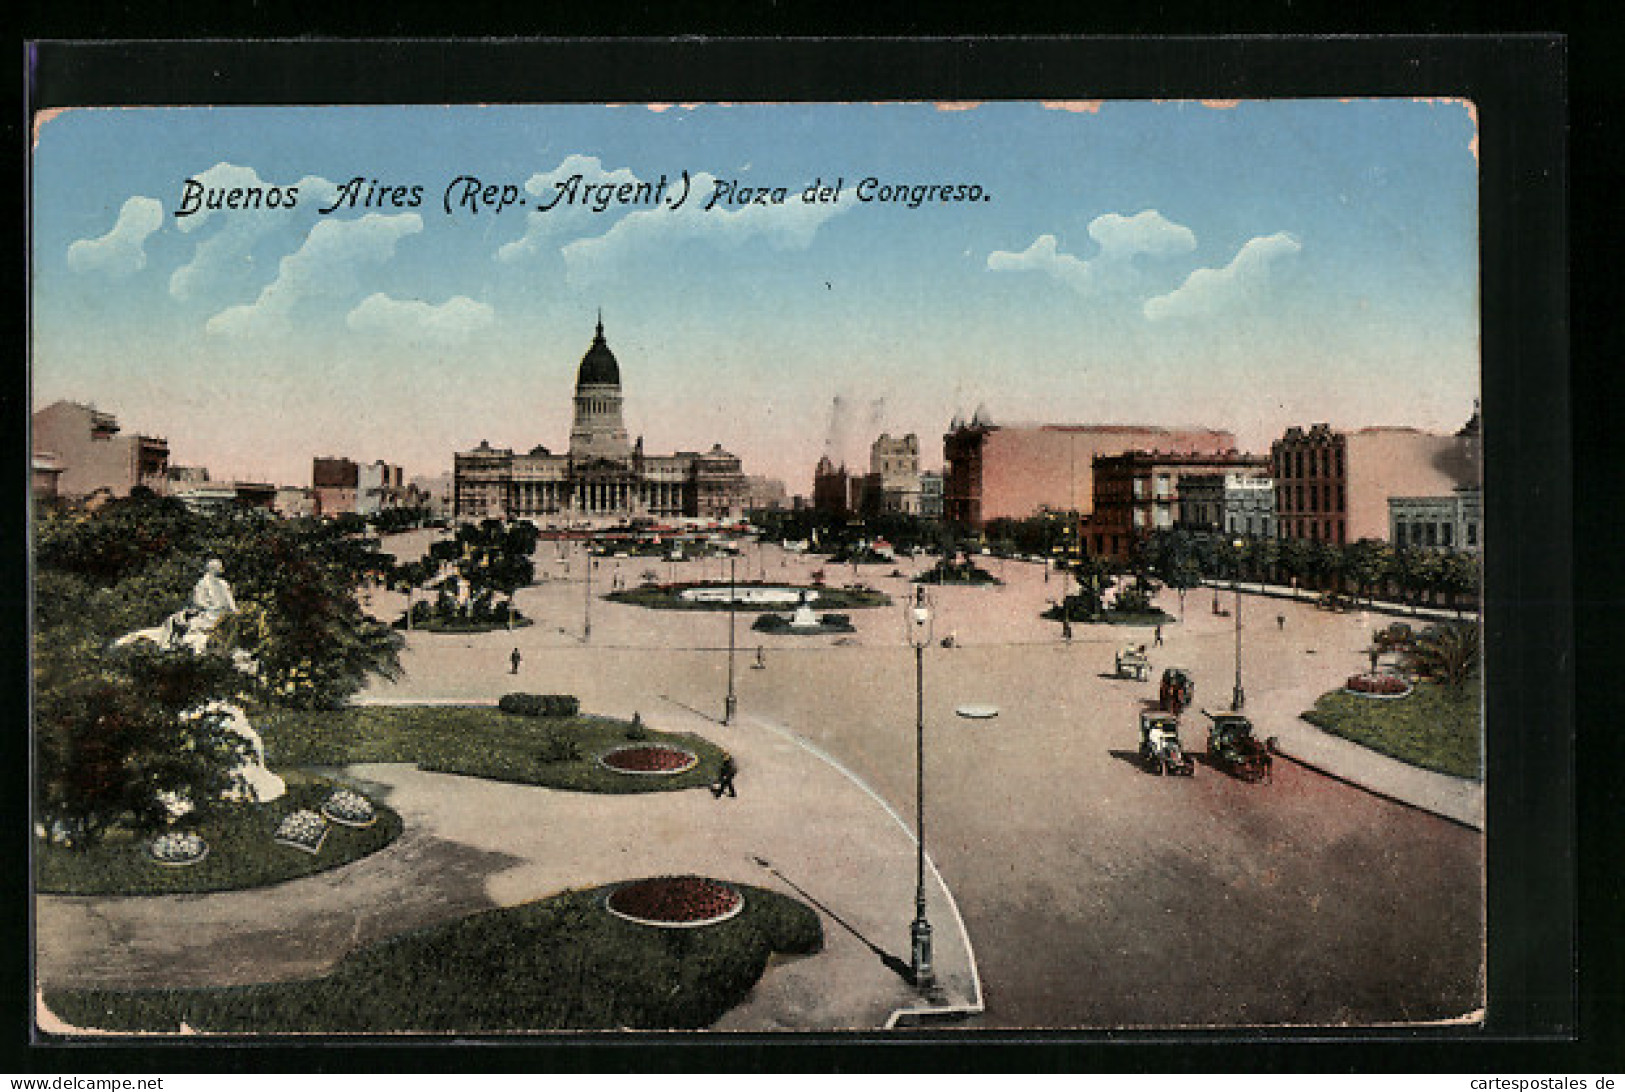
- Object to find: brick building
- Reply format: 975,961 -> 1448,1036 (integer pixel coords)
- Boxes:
943,420 -> 1237,529
1271,421 -> 1478,545
1090,450 -> 1270,559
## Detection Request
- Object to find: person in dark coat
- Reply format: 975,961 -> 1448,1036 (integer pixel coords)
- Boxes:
509,647 -> 522,674
712,755 -> 738,799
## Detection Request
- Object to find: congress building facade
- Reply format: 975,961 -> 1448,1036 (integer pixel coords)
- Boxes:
453,318 -> 745,525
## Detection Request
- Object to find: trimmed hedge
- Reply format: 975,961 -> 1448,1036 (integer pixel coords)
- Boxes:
498,693 -> 581,718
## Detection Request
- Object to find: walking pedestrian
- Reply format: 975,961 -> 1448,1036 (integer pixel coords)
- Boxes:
1276,613 -> 1285,631
712,754 -> 738,799
753,645 -> 766,670
509,647 -> 522,674
1061,615 -> 1073,643
1153,624 -> 1164,647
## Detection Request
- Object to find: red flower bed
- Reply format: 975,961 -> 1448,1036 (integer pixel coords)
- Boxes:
1345,672 -> 1412,696
599,744 -> 699,775
606,876 -> 744,926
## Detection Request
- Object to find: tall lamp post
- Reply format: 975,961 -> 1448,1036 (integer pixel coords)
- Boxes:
724,552 -> 738,724
907,585 -> 935,989
1231,538 -> 1245,711
583,539 -> 593,644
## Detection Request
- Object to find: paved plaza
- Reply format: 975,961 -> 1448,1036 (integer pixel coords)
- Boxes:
37,534 -> 1485,1032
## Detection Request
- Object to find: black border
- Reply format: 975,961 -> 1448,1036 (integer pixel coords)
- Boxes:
16,37 -> 1580,1074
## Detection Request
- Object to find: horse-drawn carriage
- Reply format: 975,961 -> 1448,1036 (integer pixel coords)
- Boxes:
1204,712 -> 1274,783
1138,710 -> 1195,777
1115,645 -> 1151,681
1159,667 -> 1195,715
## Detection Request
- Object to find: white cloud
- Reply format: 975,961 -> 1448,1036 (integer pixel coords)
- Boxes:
206,213 -> 423,338
169,164 -> 340,302
560,171 -> 848,285
496,155 -> 644,263
66,196 -> 164,276
1143,232 -> 1302,321
345,293 -> 495,341
986,210 -> 1196,293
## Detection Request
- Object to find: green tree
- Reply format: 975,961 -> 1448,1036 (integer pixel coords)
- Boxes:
1279,538 -> 1315,598
35,645 -> 253,846
1406,623 -> 1480,689
1439,552 -> 1480,617
1343,538 -> 1394,606
1392,547 -> 1441,614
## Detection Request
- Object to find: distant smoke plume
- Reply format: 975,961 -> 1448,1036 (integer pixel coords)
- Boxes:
822,394 -> 890,469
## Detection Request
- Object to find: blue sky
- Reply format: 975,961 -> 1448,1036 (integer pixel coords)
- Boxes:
31,99 -> 1479,491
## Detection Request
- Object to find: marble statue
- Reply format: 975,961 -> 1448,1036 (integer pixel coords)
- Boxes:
112,560 -> 286,805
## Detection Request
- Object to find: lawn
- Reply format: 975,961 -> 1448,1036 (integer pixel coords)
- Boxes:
1300,678 -> 1482,780
35,771 -> 403,897
257,704 -> 729,795
42,881 -> 823,1034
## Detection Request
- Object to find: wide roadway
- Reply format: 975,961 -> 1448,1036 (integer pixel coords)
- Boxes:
372,533 -> 1484,1029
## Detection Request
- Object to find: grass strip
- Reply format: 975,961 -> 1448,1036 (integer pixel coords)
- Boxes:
1300,679 -> 1482,780
43,882 -> 822,1033
258,705 -> 728,795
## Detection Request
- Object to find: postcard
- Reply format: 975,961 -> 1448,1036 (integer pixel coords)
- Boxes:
30,94 -> 1491,1037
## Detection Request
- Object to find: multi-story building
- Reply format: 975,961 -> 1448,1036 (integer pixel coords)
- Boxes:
452,318 -> 746,525
919,470 -> 945,521
1271,420 -> 1478,545
812,456 -> 854,518
1390,486 -> 1482,552
1090,450 -> 1270,559
312,456 -> 360,517
943,419 -> 1237,529
1177,471 -> 1276,540
409,473 -> 456,521
742,475 -> 789,512
358,460 -> 407,516
274,486 -> 318,519
31,401 -> 170,500
868,433 -> 922,516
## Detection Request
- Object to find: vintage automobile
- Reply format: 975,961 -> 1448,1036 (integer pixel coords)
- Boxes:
1115,644 -> 1151,681
1204,711 -> 1274,783
1138,710 -> 1195,777
1159,667 -> 1195,715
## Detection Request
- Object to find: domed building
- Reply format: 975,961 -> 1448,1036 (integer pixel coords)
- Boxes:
453,317 -> 745,525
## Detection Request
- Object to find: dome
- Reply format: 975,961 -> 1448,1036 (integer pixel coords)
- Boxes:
576,316 -> 621,388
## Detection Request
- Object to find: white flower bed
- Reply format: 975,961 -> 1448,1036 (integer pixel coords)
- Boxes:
149,830 -> 209,867
320,788 -> 377,828
274,809 -> 330,855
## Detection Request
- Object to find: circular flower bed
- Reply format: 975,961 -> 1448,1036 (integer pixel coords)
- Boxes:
149,830 -> 209,867
605,876 -> 745,928
320,788 -> 377,828
598,744 -> 700,776
1344,672 -> 1414,699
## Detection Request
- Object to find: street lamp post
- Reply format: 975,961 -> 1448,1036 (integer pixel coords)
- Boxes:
583,540 -> 593,644
1231,538 -> 1245,711
724,553 -> 738,725
907,585 -> 934,989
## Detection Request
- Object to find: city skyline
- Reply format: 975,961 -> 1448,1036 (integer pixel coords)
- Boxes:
32,99 -> 1480,492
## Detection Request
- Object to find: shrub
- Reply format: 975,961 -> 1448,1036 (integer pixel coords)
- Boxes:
498,693 -> 581,718
625,713 -> 648,742
537,730 -> 582,765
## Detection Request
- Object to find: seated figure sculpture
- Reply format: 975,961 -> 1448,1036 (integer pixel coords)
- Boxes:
112,560 -> 286,804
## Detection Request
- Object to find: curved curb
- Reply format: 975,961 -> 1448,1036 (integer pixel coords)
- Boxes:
733,713 -> 986,1029
1270,727 -> 1484,832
